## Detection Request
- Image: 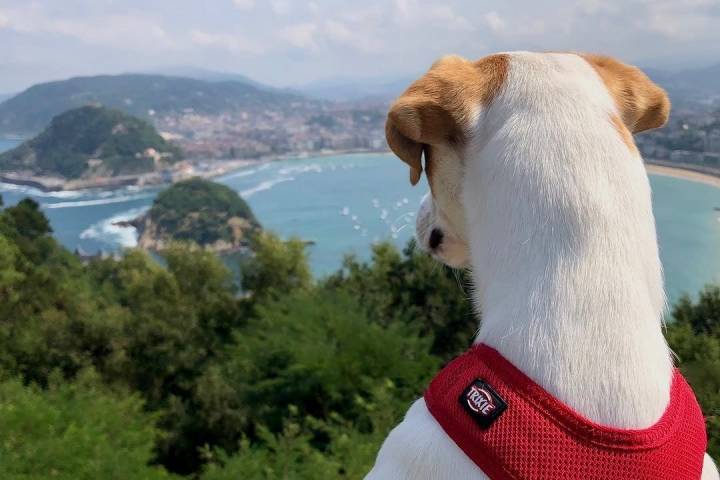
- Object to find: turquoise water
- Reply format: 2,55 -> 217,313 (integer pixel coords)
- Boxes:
1,138 -> 719,302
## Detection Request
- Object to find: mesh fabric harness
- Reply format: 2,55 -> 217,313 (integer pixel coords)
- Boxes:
424,344 -> 707,480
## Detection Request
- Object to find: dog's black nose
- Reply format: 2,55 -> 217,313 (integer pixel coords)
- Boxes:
429,228 -> 444,250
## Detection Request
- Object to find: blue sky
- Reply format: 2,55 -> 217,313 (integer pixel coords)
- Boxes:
1,0 -> 719,93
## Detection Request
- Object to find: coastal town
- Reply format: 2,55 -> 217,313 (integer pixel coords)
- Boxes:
639,99 -> 720,177
156,99 -> 388,160
1,70 -> 720,192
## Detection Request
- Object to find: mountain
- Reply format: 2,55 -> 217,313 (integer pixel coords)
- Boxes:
296,75 -> 417,102
644,63 -> 720,105
297,64 -> 720,104
0,73 -> 312,136
148,66 -> 266,88
0,105 -> 182,180
0,92 -> 14,104
132,178 -> 260,252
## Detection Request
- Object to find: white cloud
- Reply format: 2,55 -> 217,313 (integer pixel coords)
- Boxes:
484,11 -> 506,33
394,0 -> 411,18
0,5 -> 174,52
190,29 -> 262,54
324,19 -> 381,53
640,12 -> 713,39
271,0 -> 291,15
428,5 -> 473,31
3,0 -> 720,93
634,0 -> 719,40
575,0 -> 619,15
280,23 -> 318,50
389,1 -> 471,31
232,0 -> 255,10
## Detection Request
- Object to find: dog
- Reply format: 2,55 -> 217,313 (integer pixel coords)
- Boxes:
365,52 -> 720,479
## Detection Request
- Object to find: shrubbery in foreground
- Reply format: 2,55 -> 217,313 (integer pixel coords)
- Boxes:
0,195 -> 717,478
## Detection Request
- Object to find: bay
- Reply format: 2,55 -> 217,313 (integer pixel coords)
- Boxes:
0,143 -> 719,303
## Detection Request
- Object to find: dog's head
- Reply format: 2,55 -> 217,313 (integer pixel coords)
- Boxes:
386,53 -> 669,268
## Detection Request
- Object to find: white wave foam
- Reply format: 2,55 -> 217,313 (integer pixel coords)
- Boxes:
0,182 -> 85,199
220,168 -> 259,180
278,164 -> 323,175
79,206 -> 149,248
241,176 -> 294,198
43,193 -> 154,209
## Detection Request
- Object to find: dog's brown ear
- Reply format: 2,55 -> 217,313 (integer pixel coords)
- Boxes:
581,54 -> 670,133
386,97 -> 458,185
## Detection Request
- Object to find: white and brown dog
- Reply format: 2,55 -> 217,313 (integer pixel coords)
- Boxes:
366,52 -> 719,479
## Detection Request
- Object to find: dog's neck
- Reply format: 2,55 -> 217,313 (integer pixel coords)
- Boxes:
463,57 -> 672,429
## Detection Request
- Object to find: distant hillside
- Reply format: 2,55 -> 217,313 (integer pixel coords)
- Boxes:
0,92 -> 14,104
297,75 -> 416,102
148,66 -> 266,88
0,74 -> 313,136
133,178 -> 260,252
0,105 -> 182,179
297,64 -> 720,103
645,63 -> 720,105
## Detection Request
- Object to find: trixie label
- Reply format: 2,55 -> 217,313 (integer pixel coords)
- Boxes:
460,379 -> 507,429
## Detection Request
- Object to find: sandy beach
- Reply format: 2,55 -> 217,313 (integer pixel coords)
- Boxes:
645,163 -> 720,188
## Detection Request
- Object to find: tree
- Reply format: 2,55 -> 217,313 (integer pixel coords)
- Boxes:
0,372 -> 175,480
667,287 -> 720,459
325,240 -> 476,361
241,232 -> 312,303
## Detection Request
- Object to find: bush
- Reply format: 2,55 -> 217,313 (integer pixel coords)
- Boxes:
1,194 -> 718,475
667,287 -> 720,459
325,240 -> 476,361
0,372 -> 174,480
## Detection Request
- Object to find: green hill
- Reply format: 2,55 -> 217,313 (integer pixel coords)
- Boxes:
134,178 -> 260,252
0,106 -> 182,179
0,74 -> 314,136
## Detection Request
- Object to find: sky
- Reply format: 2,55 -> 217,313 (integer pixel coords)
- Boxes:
1,0 -> 719,93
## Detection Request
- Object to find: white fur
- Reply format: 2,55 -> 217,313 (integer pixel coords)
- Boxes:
366,52 -> 719,479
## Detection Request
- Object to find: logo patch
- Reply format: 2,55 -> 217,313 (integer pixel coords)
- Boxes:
460,379 -> 507,429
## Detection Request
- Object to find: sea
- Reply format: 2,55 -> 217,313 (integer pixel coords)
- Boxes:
1,137 -> 720,303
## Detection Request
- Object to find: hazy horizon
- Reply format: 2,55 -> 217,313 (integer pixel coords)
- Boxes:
2,0 -> 720,93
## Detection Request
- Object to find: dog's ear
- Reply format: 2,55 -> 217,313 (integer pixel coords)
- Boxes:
581,54 -> 670,133
386,97 -> 458,185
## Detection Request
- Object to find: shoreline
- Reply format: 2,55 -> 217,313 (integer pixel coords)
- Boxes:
4,151 -> 720,193
0,148 -> 388,193
645,161 -> 720,188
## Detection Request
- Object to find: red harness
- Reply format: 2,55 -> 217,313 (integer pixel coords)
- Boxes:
424,344 -> 707,480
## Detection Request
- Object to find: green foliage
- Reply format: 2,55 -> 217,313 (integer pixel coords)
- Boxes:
200,381 -> 405,480
145,178 -> 259,247
672,285 -> 720,335
218,290 -> 436,433
241,232 -> 312,303
0,372 -> 175,480
86,246 -> 245,474
0,105 -> 182,178
0,194 -> 718,477
667,287 -> 720,459
325,240 -> 475,361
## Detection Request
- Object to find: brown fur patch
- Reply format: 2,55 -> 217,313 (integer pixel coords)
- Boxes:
386,54 -> 508,185
610,114 -> 638,153
580,54 -> 670,133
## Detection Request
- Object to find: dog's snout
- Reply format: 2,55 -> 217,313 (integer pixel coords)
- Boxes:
429,228 -> 444,250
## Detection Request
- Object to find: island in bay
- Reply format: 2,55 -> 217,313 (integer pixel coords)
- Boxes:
126,177 -> 261,253
0,105 -> 186,191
